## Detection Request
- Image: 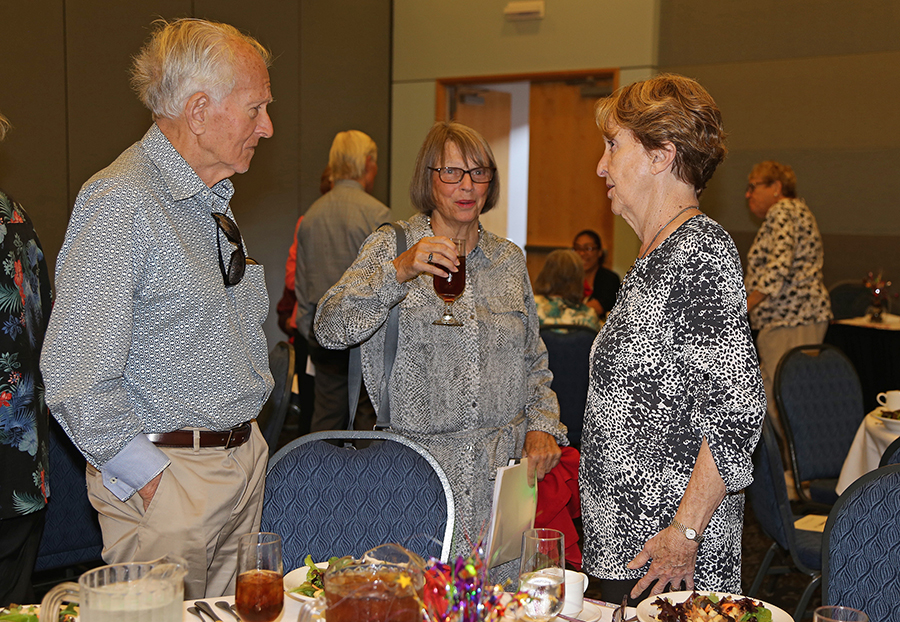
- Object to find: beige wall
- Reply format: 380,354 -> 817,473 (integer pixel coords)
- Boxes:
658,0 -> 900,286
391,0 -> 661,275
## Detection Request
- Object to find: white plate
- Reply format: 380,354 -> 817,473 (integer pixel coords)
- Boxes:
557,600 -> 605,622
283,562 -> 328,602
635,591 -> 793,622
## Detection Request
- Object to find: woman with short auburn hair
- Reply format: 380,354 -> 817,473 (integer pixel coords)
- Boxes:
580,74 -> 765,605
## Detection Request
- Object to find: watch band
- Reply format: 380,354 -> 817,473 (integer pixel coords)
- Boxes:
671,518 -> 704,544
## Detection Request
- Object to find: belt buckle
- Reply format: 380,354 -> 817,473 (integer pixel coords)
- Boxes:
224,428 -> 235,449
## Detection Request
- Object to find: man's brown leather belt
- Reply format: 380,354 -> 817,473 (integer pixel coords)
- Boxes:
147,422 -> 252,448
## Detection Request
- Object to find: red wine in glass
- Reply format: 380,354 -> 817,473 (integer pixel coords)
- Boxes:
433,238 -> 466,326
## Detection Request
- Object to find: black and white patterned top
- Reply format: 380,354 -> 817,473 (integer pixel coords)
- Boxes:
41,124 -> 273,500
744,197 -> 832,330
315,213 -> 568,563
580,215 -> 765,592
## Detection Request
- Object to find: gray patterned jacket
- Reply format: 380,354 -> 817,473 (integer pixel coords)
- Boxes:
315,213 -> 567,557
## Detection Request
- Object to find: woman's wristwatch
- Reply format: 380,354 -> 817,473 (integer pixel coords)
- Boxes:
670,518 -> 704,544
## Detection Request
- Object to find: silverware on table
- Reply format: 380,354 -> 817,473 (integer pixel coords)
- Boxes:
195,601 -> 224,621
187,606 -> 207,621
215,600 -> 242,621
612,594 -> 627,622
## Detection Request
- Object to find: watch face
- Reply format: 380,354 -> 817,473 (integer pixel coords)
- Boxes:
685,528 -> 697,540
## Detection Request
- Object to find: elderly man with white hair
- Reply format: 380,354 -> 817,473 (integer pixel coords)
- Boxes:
40,18 -> 275,598
295,130 -> 390,433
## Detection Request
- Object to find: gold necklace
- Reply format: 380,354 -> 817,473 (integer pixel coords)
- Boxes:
638,206 -> 698,259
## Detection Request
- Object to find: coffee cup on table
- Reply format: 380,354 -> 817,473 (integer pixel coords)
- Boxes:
877,390 -> 900,411
562,569 -> 588,616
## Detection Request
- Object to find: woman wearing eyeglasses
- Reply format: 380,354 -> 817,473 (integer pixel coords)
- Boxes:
744,161 -> 832,436
573,229 -> 620,320
315,121 -> 567,582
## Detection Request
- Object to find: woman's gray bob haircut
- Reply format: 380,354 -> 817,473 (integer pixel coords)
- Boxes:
130,18 -> 272,120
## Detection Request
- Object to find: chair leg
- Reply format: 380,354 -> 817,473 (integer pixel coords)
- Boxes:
794,574 -> 821,622
748,543 -> 778,596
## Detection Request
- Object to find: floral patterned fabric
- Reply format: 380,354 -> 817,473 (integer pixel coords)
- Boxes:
580,215 -> 765,592
534,295 -> 601,333
744,197 -> 832,330
0,189 -> 52,520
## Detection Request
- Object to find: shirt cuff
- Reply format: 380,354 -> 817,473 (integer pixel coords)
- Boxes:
101,435 -> 171,501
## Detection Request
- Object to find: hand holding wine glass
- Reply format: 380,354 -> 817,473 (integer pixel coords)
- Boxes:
518,528 -> 565,622
235,532 -> 284,622
432,238 -> 466,326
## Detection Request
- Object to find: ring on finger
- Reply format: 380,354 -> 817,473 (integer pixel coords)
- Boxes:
427,252 -> 433,263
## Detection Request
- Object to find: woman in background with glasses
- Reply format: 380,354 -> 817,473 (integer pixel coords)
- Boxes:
744,161 -> 832,437
315,121 -> 568,583
573,229 -> 620,320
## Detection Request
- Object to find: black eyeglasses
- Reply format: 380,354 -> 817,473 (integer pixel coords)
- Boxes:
429,166 -> 495,184
573,245 -> 599,253
212,213 -> 252,287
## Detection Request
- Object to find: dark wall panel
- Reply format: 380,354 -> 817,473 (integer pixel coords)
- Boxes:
65,1 -> 190,200
659,0 -> 900,296
659,0 -> 900,66
299,0 -> 392,213
0,2 -> 69,272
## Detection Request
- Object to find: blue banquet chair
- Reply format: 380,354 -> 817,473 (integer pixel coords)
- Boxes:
746,415 -> 823,621
35,418 -> 104,572
256,340 -> 295,456
878,435 -> 900,467
261,430 -> 455,570
822,463 -> 900,622
775,344 -> 865,507
540,325 -> 597,448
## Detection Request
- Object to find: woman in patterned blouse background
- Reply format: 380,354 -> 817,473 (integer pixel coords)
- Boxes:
744,161 -> 832,437
534,249 -> 601,333
579,75 -> 766,606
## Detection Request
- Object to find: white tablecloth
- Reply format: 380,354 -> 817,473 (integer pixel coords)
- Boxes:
836,409 -> 900,495
182,594 -> 629,622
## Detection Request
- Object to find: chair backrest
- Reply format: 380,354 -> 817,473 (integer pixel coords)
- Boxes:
775,344 -> 865,485
828,280 -> 872,320
35,418 -> 104,571
257,341 -> 295,456
822,463 -> 900,620
540,326 -> 596,447
879,436 -> 900,468
747,416 -> 816,572
261,430 -> 455,569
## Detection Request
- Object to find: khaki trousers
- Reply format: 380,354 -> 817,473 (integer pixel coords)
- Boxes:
756,321 -> 829,437
86,421 -> 268,599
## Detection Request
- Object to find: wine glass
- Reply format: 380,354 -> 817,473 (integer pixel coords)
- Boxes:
518,528 -> 565,622
432,238 -> 466,326
235,532 -> 284,622
814,606 -> 869,622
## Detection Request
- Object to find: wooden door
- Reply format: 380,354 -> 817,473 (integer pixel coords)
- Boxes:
453,90 -> 512,240
525,81 -> 613,281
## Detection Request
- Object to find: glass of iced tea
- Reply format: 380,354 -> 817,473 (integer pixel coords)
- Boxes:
235,532 -> 283,622
432,238 -> 466,326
